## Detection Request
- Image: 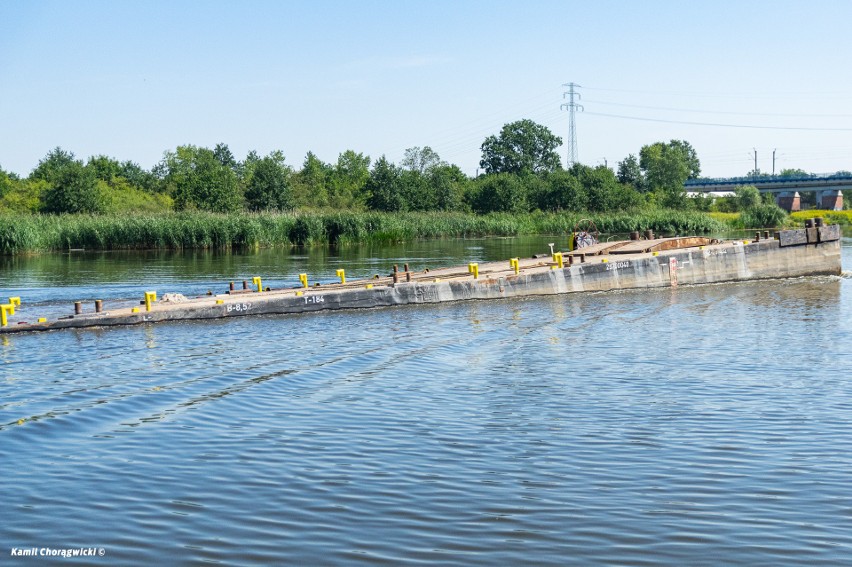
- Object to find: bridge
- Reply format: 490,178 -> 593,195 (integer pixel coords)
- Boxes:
684,173 -> 848,211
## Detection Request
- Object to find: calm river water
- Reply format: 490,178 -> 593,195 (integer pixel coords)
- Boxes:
2,233 -> 851,565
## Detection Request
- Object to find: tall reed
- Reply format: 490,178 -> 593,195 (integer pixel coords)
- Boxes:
0,210 -> 726,255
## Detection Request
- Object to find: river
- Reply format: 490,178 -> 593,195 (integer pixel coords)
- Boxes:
2,233 -> 851,565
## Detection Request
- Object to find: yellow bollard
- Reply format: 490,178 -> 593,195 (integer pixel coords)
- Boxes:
0,304 -> 11,327
299,273 -> 308,288
144,291 -> 157,312
336,269 -> 346,284
468,262 -> 479,279
510,258 -> 520,274
553,252 -> 564,269
253,276 -> 263,293
365,284 -> 373,289
9,297 -> 21,307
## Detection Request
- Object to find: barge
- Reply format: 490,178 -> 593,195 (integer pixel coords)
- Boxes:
0,225 -> 843,334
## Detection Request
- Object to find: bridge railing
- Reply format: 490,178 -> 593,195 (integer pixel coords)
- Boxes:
685,172 -> 852,188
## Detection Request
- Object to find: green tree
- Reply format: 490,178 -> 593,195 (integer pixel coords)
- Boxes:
639,140 -> 701,207
401,146 -> 444,174
292,152 -> 332,208
616,154 -> 644,191
41,161 -> 104,213
119,160 -> 159,192
163,145 -> 242,212
538,170 -> 587,211
30,147 -> 77,183
430,164 -> 468,211
87,155 -> 123,184
366,156 -> 405,212
328,150 -> 370,209
734,185 -> 761,210
480,119 -> 563,175
244,152 -> 293,211
468,173 -> 528,214
779,168 -> 810,178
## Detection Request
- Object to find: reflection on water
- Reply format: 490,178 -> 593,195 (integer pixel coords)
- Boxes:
0,237 -> 850,565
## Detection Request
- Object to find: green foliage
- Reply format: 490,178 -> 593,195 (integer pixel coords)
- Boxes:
366,157 -> 405,212
164,145 -> 242,213
328,150 -> 370,209
639,140 -> 700,207
616,153 -> 644,191
244,153 -> 293,211
740,204 -> 788,228
468,173 -> 529,214
430,165 -> 468,211
0,177 -> 46,213
480,119 -> 562,175
30,147 -> 77,183
101,178 -> 173,214
779,168 -> 810,178
536,170 -> 586,211
734,185 -> 761,210
41,161 -> 105,214
401,146 -> 443,174
291,152 -> 332,208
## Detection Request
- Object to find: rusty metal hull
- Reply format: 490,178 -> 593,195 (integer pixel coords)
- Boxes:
1,231 -> 843,334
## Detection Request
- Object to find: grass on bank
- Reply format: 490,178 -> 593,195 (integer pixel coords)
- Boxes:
0,209 -> 728,255
790,210 -> 852,226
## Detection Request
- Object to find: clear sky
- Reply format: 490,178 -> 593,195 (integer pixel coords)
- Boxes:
3,0 -> 852,178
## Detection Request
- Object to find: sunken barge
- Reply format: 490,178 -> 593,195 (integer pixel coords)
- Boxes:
0,223 -> 843,334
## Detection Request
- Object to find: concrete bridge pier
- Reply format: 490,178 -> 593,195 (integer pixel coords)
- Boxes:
816,189 -> 843,211
776,191 -> 801,212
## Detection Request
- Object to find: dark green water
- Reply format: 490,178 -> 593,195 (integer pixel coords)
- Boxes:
1,234 -> 851,565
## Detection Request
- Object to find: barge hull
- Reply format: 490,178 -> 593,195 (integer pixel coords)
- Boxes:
1,233 -> 843,333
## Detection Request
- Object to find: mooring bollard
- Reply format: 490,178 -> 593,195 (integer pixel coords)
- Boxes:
229,282 -> 235,291
144,291 -> 157,312
553,252 -> 564,269
0,304 -> 12,327
755,232 -> 761,242
336,269 -> 346,284
630,231 -> 640,241
74,302 -> 82,315
242,280 -> 249,290
645,229 -> 655,240
253,277 -> 263,293
815,217 -> 825,227
299,273 -> 308,288
468,262 -> 479,279
510,258 -> 520,274
95,300 -> 103,313
393,265 -> 399,284
764,231 -> 770,239
805,218 -> 814,228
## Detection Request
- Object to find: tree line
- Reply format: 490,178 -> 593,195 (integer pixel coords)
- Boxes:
0,118 -> 823,216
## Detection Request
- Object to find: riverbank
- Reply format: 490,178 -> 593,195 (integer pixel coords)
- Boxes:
0,210 -> 726,254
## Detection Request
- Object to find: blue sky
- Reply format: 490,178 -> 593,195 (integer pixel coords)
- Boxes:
2,0 -> 852,178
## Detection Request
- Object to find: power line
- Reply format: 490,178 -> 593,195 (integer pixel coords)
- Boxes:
585,111 -> 852,132
584,99 -> 852,119
560,82 -> 583,167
